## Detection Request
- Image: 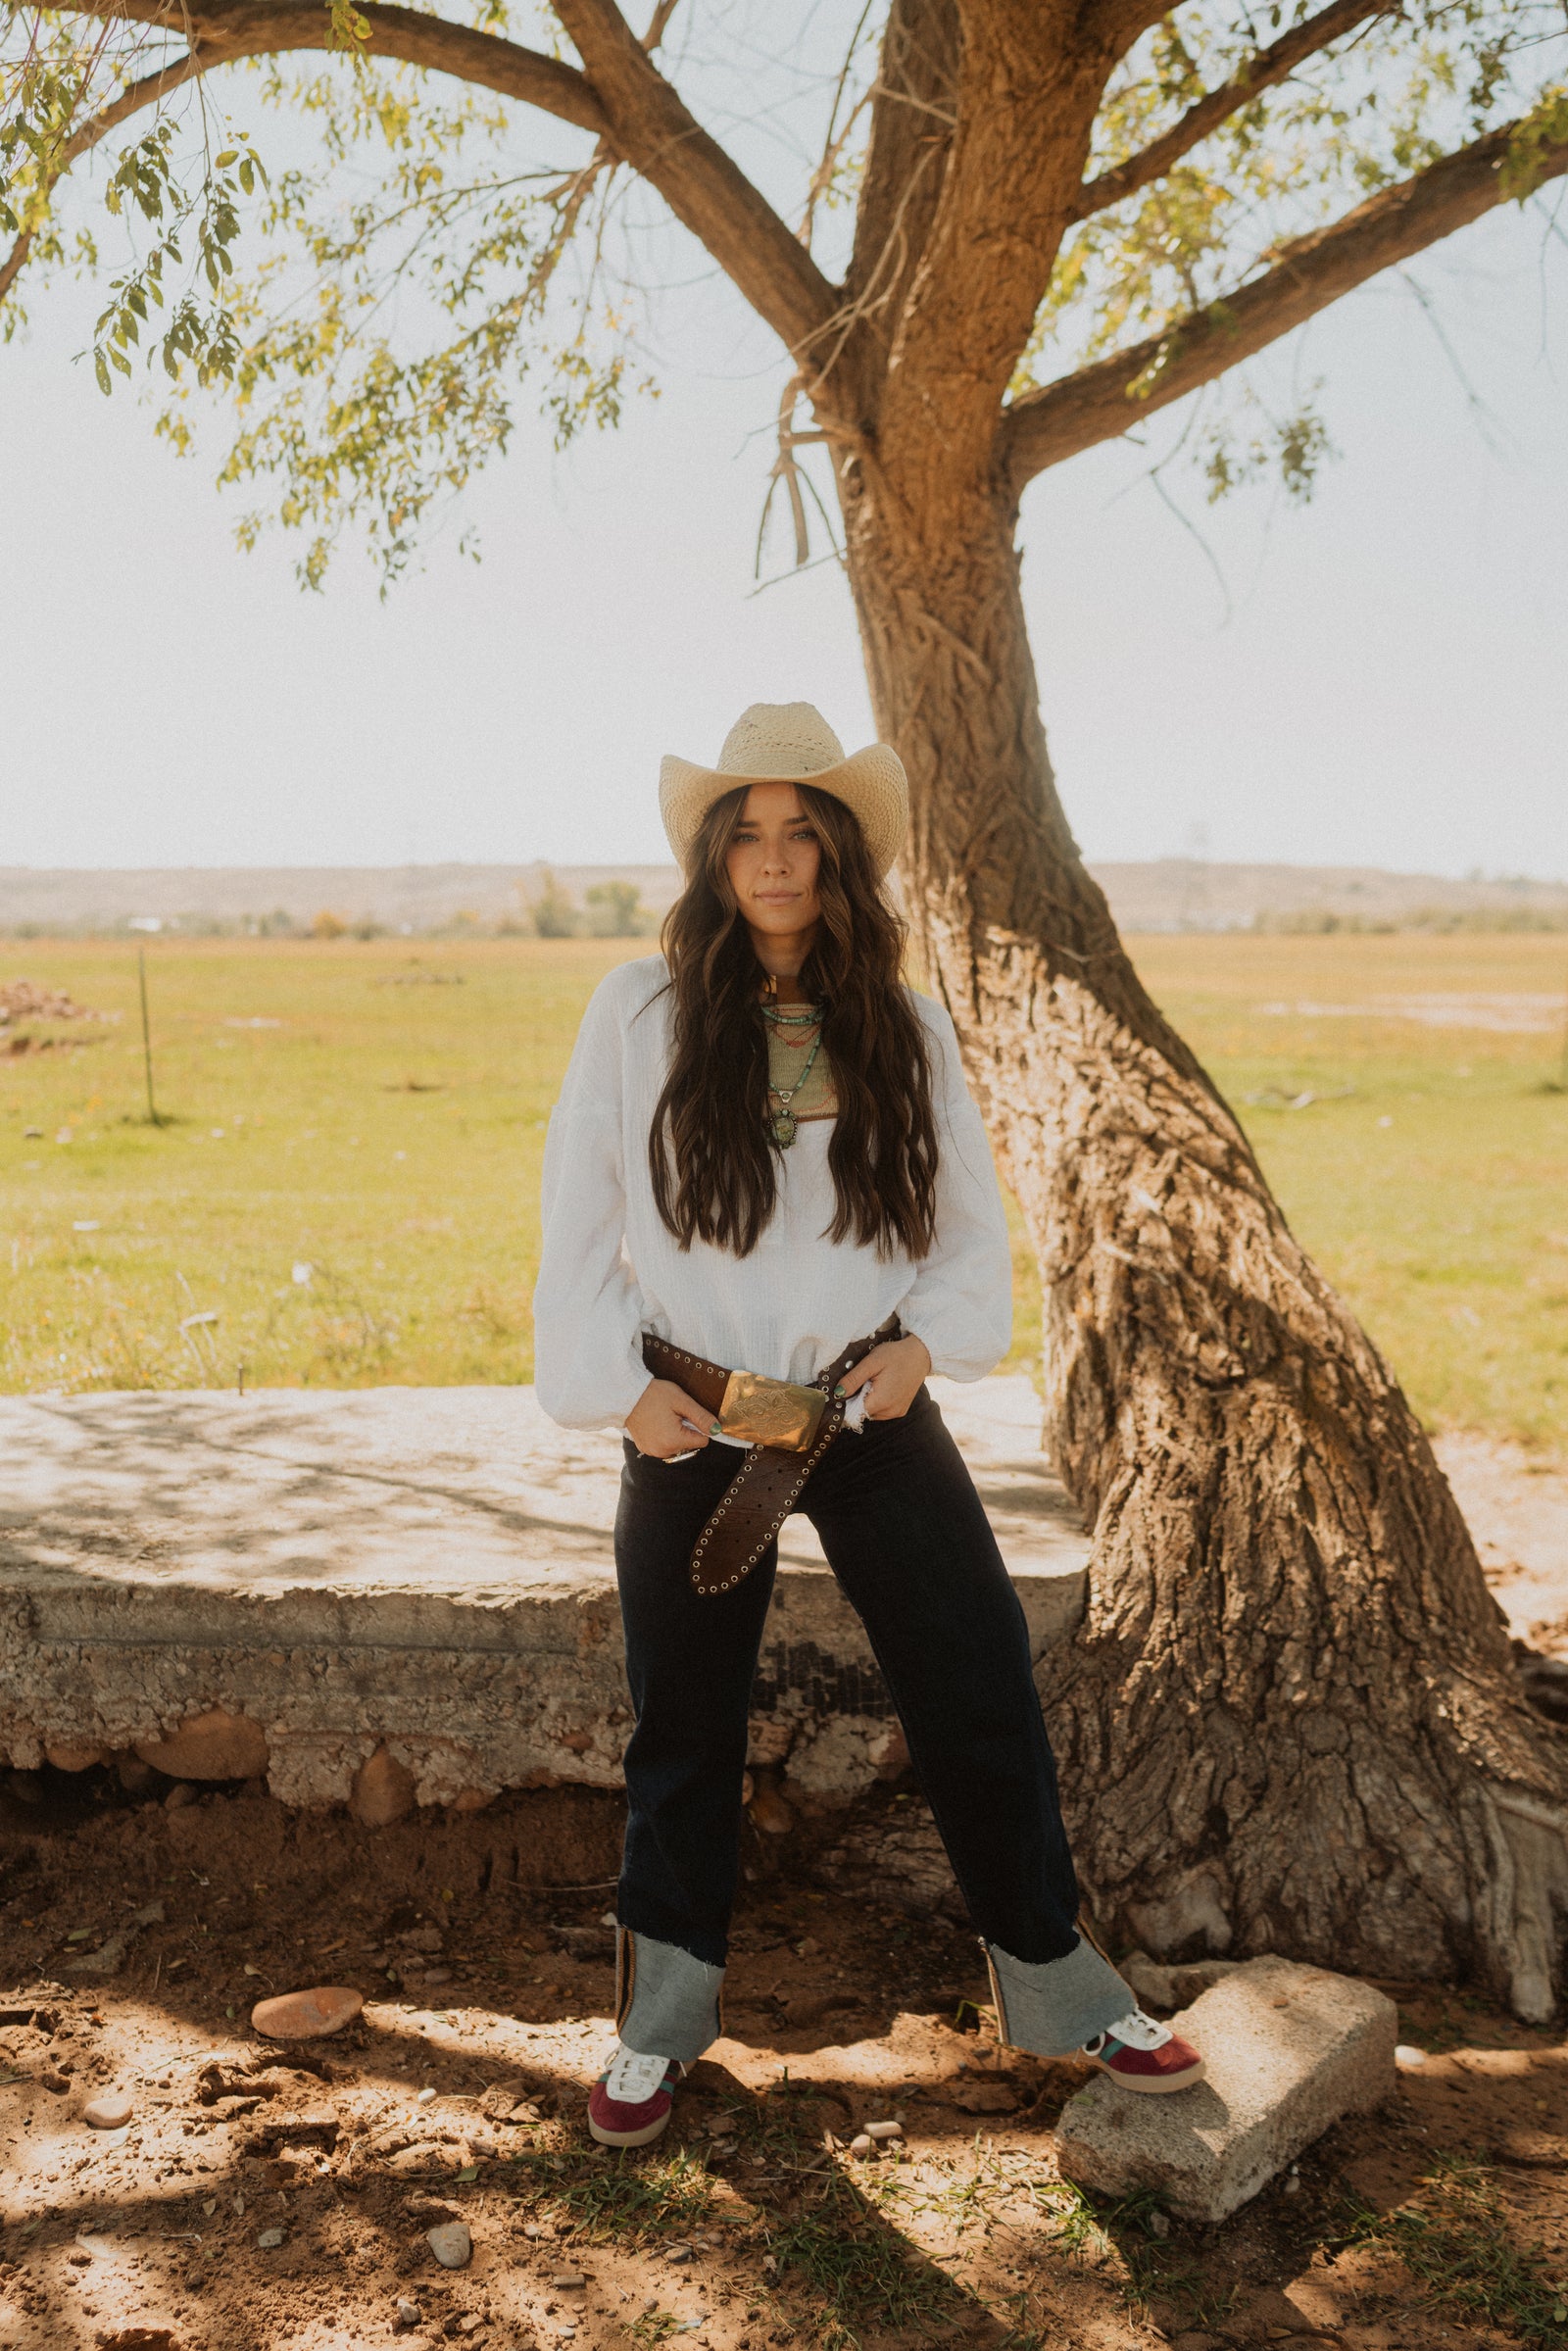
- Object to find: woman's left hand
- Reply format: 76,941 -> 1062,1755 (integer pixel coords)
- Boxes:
837,1332 -> 932,1421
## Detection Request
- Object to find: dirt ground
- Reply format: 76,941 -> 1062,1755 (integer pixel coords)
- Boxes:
3,1769 -> 1568,2351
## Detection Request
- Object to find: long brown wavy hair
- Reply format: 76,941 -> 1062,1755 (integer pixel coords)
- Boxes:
646,782 -> 940,1259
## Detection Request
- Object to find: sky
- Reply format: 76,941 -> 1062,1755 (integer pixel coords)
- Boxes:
1,90 -> 1565,882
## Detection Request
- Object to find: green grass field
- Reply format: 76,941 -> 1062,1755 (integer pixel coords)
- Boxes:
1,932 -> 1564,1455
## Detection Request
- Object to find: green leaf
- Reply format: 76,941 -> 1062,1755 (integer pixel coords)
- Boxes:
215,150 -> 239,169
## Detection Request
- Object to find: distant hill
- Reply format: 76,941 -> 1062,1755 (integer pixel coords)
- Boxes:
2,857 -> 1565,936
0,862 -> 682,936
1090,859 -> 1568,933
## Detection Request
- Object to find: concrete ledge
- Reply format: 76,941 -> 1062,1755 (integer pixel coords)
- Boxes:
0,1376 -> 1087,1810
1054,1957 -> 1398,2221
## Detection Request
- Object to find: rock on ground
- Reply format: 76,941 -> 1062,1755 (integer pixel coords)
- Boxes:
1055,1957 -> 1396,2222
250,1984 -> 365,2038
427,2221 -> 472,2270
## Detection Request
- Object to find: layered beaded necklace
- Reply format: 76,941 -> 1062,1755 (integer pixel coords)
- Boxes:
760,996 -> 825,1148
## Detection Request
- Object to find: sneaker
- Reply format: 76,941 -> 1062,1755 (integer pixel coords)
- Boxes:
587,2043 -> 683,2147
1082,2007 -> 1204,2093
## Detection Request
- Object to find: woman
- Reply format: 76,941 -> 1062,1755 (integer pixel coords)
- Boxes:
533,702 -> 1202,2149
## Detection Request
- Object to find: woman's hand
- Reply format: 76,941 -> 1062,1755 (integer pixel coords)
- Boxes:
625,1377 -> 715,1459
838,1332 -> 932,1422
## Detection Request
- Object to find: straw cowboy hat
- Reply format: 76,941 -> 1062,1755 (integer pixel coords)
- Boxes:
659,703 -> 908,880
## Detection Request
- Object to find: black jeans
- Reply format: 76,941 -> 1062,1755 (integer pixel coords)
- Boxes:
612,1383 -> 1083,1968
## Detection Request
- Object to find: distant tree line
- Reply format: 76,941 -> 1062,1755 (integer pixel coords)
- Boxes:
0,872 -> 658,941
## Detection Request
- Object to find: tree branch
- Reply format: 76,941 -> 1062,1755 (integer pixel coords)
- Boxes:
12,0 -> 840,364
1073,0 -> 1387,222
550,0 -> 840,361
37,0 -> 612,130
1078,0 -> 1178,61
842,0 -> 959,410
1004,112 -> 1568,490
0,49 -> 208,304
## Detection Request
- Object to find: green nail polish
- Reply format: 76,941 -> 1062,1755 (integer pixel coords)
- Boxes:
833,1383 -> 846,1398
710,1421 -> 724,1437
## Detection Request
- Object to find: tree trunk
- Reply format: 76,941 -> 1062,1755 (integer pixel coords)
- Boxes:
835,463 -> 1568,2021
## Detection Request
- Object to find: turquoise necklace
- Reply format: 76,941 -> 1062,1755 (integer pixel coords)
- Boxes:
761,1000 -> 823,1149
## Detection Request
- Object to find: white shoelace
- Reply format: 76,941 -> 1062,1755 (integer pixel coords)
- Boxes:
1095,2007 -> 1172,2052
602,2043 -> 673,2103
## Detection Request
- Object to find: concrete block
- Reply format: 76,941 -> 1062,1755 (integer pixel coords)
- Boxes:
1054,1957 -> 1397,2222
0,1376 -> 1087,1814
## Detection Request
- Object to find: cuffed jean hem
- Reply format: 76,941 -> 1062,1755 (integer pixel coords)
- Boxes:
615,1928 -> 724,2064
985,1934 -> 1132,2057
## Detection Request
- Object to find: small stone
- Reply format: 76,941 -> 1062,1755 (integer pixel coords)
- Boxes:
1120,1951 -> 1178,2012
863,2121 -> 903,2142
948,2080 -> 1017,2114
427,2220 -> 472,2270
136,1706 -> 270,1782
258,2228 -> 286,2249
523,2224 -> 545,2239
849,2133 -> 874,2157
45,1742 -> 106,1773
64,1934 -> 127,1979
748,1781 -> 795,1836
164,1782 -> 198,1812
397,2298 -> 422,2328
83,2088 -> 133,2129
251,1984 -> 364,2039
1166,1958 -> 1245,2006
128,1900 -> 167,1927
1147,2208 -> 1171,2237
115,1755 -> 159,1796
351,1743 -> 417,1828
553,2271 -> 588,2289
1395,2044 -> 1427,2067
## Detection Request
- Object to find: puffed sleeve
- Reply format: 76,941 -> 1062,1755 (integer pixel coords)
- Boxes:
531,970 -> 658,1432
895,995 -> 1013,1381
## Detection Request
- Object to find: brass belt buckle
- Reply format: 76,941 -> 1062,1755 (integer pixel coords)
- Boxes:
716,1369 -> 828,1452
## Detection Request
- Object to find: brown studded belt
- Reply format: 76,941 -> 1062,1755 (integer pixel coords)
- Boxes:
640,1316 -> 901,1595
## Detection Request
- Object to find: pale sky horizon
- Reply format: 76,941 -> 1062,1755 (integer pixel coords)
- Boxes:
2,133 -> 1565,885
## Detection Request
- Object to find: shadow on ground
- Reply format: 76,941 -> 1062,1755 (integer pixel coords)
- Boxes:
3,1777 -> 1568,2351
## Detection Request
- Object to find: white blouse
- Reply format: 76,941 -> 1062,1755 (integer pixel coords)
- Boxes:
531,955 -> 1012,1433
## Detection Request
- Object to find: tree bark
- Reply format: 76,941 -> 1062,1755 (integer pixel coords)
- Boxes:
834,455 -> 1568,2021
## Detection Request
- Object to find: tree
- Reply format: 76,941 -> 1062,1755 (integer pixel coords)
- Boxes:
585,878 -> 642,937
530,867 -> 579,937
7,0 -> 1568,2013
